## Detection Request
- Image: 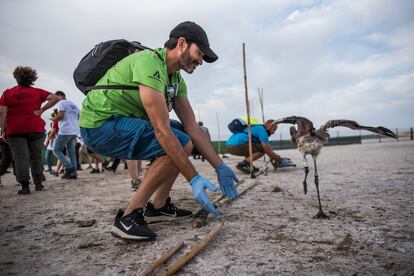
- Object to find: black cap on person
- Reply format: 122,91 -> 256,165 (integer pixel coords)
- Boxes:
169,21 -> 218,63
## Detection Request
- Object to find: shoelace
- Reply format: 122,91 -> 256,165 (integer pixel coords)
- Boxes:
164,202 -> 178,212
130,211 -> 148,226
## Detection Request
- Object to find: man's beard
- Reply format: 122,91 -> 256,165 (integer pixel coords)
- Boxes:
180,49 -> 196,74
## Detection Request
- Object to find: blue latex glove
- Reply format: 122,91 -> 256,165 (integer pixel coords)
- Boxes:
279,158 -> 291,167
215,163 -> 239,200
190,175 -> 219,216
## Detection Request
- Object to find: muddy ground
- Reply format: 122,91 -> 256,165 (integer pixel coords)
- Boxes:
0,139 -> 413,275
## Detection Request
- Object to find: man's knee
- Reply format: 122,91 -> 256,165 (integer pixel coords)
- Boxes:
183,140 -> 193,156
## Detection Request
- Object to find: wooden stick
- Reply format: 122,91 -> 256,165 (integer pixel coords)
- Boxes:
192,180 -> 244,218
258,88 -> 266,163
216,177 -> 260,207
215,161 -> 268,207
242,43 -> 254,179
157,223 -> 223,276
139,241 -> 184,276
216,112 -> 221,155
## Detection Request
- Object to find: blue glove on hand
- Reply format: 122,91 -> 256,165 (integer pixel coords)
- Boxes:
215,163 -> 239,200
190,175 -> 219,216
279,158 -> 291,168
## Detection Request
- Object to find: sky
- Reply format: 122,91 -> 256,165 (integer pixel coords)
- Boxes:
1,0 -> 413,140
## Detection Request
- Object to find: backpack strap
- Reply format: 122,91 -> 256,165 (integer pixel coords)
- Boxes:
84,85 -> 137,91
85,50 -> 164,92
243,128 -> 261,144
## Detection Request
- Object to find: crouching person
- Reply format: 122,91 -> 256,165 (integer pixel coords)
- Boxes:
79,21 -> 238,240
226,118 -> 290,174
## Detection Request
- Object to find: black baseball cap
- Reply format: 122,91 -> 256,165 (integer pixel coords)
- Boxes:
169,21 -> 218,63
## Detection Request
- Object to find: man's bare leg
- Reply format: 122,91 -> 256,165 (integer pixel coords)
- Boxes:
124,141 -> 192,216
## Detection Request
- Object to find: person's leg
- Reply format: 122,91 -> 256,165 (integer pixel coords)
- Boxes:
127,160 -> 139,180
94,158 -> 99,170
86,150 -> 101,173
75,141 -> 82,170
128,160 -> 142,191
66,136 -> 78,176
81,144 -> 93,169
55,160 -> 63,175
45,150 -> 52,171
7,136 -> 31,194
89,152 -> 103,164
110,158 -> 121,171
53,135 -> 72,169
0,141 -> 14,186
0,142 -> 12,176
124,140 -> 192,215
28,135 -> 46,190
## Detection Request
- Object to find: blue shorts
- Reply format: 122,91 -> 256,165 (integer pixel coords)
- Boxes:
80,116 -> 190,160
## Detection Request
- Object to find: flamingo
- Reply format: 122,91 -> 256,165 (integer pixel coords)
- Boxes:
273,116 -> 397,219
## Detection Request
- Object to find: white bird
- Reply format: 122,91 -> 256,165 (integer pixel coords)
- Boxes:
273,116 -> 397,219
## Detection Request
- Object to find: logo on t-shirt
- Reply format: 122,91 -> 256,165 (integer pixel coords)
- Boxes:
148,71 -> 162,83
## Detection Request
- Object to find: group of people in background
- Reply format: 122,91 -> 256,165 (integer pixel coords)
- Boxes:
0,66 -> 143,193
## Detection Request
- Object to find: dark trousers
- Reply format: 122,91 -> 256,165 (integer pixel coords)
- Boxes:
0,141 -> 13,176
111,158 -> 121,170
7,133 -> 45,184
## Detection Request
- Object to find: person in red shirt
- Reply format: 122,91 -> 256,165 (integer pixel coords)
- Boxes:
0,66 -> 59,194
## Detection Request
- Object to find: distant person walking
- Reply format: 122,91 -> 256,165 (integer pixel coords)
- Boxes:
53,91 -> 80,179
0,135 -> 14,186
0,66 -> 59,194
192,121 -> 211,161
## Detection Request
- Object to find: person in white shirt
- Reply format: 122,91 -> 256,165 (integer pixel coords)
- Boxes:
52,91 -> 80,179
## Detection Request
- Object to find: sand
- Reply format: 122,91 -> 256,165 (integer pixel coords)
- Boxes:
0,139 -> 413,275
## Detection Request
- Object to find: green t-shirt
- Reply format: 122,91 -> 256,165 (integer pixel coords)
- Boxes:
79,48 -> 187,128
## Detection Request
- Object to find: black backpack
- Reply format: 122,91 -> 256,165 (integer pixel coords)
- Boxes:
228,118 -> 247,134
73,39 -> 152,94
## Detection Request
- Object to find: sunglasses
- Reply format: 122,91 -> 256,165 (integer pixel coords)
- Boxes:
166,84 -> 178,112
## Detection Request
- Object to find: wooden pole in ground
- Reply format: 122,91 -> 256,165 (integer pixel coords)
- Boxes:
216,112 -> 221,156
258,87 -> 266,162
242,43 -> 255,179
158,223 -> 223,276
139,241 -> 184,276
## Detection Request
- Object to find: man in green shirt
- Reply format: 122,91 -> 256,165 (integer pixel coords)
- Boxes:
80,21 -> 239,240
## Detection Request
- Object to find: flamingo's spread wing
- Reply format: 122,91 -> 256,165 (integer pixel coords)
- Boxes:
320,120 -> 397,139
